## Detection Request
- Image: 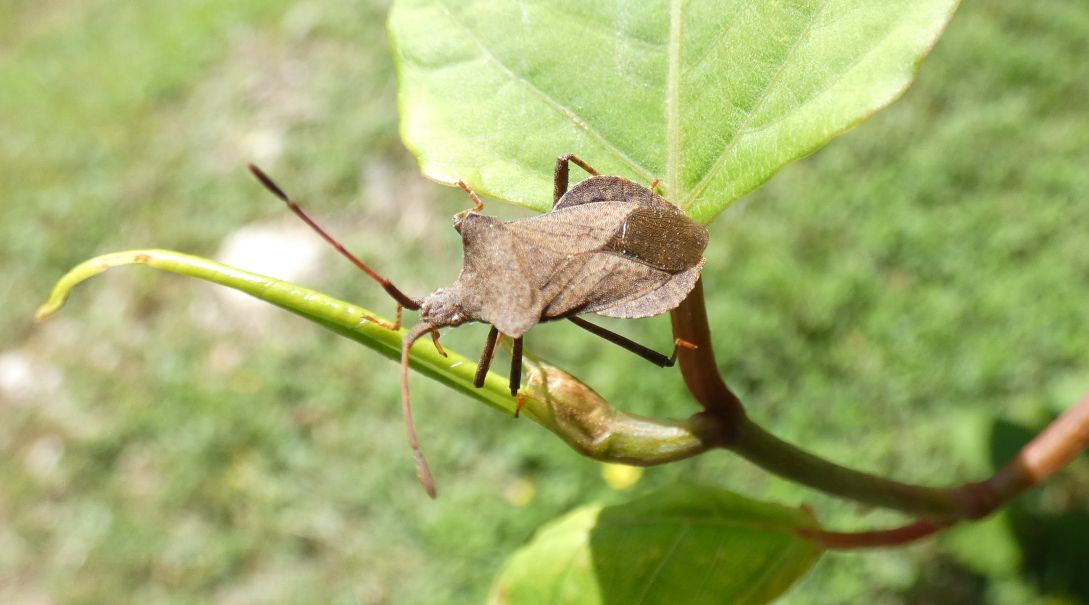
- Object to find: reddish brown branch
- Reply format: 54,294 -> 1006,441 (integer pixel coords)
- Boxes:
671,278 -> 1089,548
797,519 -> 954,550
965,390 -> 1089,514
669,279 -> 745,443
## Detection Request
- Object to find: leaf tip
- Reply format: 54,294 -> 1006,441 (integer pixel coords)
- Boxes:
34,301 -> 60,322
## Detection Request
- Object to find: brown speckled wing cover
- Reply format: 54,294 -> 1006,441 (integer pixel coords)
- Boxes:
451,176 -> 708,337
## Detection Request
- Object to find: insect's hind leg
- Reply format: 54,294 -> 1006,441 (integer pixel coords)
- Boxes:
509,336 -> 524,396
510,336 -> 527,418
553,154 -> 600,206
567,316 -> 695,367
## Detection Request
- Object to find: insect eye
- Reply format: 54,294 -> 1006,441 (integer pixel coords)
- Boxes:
451,211 -> 468,232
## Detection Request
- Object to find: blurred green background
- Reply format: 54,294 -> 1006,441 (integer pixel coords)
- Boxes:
2,0 -> 1087,603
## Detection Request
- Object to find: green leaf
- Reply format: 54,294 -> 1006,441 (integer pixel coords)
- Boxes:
389,0 -> 959,223
488,484 -> 822,605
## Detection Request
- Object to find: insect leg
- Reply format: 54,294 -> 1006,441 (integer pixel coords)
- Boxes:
248,164 -> 421,311
567,316 -> 695,368
514,391 -> 527,419
430,328 -> 448,357
509,336 -> 524,397
553,153 -> 601,206
401,323 -> 439,498
455,180 -> 485,212
473,325 -> 500,388
359,303 -> 402,331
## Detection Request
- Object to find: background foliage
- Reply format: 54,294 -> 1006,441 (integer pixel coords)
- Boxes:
1,0 -> 1087,603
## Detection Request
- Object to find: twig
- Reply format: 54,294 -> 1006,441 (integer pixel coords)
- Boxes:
671,277 -> 1089,547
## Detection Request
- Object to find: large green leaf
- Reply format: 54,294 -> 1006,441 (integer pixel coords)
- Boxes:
389,0 -> 959,223
488,484 -> 821,605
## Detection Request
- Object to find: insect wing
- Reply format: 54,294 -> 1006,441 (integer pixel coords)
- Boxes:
554,175 -> 708,271
590,260 -> 704,319
553,175 -> 656,211
483,173 -> 708,325
539,252 -> 678,320
454,215 -> 542,336
503,201 -> 632,256
606,206 -> 708,272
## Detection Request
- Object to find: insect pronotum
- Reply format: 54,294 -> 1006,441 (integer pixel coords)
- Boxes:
249,154 -> 708,497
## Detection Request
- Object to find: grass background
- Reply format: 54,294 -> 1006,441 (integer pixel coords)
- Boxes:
2,0 -> 1088,603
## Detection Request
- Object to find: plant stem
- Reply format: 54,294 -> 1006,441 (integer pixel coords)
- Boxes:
39,250 -> 1089,546
668,279 -> 745,438
36,249 -> 709,466
671,277 -> 1089,531
732,419 -> 968,516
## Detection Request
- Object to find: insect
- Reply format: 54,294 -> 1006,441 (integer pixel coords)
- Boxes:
248,154 -> 708,496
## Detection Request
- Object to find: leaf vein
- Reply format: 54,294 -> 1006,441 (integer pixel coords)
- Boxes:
733,541 -> 813,604
727,10 -> 904,139
437,0 -> 654,181
692,531 -> 732,599
680,0 -> 831,209
635,523 -> 691,605
681,2 -> 752,79
665,0 -> 683,197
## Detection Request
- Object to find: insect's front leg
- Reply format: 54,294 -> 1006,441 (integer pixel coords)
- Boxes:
359,306 -> 446,357
553,153 -> 600,206
429,329 -> 448,357
361,303 -> 404,331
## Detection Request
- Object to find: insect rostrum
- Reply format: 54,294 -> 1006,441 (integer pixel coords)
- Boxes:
249,154 -> 708,497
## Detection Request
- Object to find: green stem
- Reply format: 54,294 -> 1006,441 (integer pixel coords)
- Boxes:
38,249 -> 511,412
37,249 -> 707,465
672,278 -> 978,518
671,277 -> 1089,525
732,419 -> 965,517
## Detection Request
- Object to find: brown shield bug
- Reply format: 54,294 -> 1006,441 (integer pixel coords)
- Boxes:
249,154 -> 708,496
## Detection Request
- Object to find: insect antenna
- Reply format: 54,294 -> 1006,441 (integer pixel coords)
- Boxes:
248,164 -> 420,311
402,322 -> 438,497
